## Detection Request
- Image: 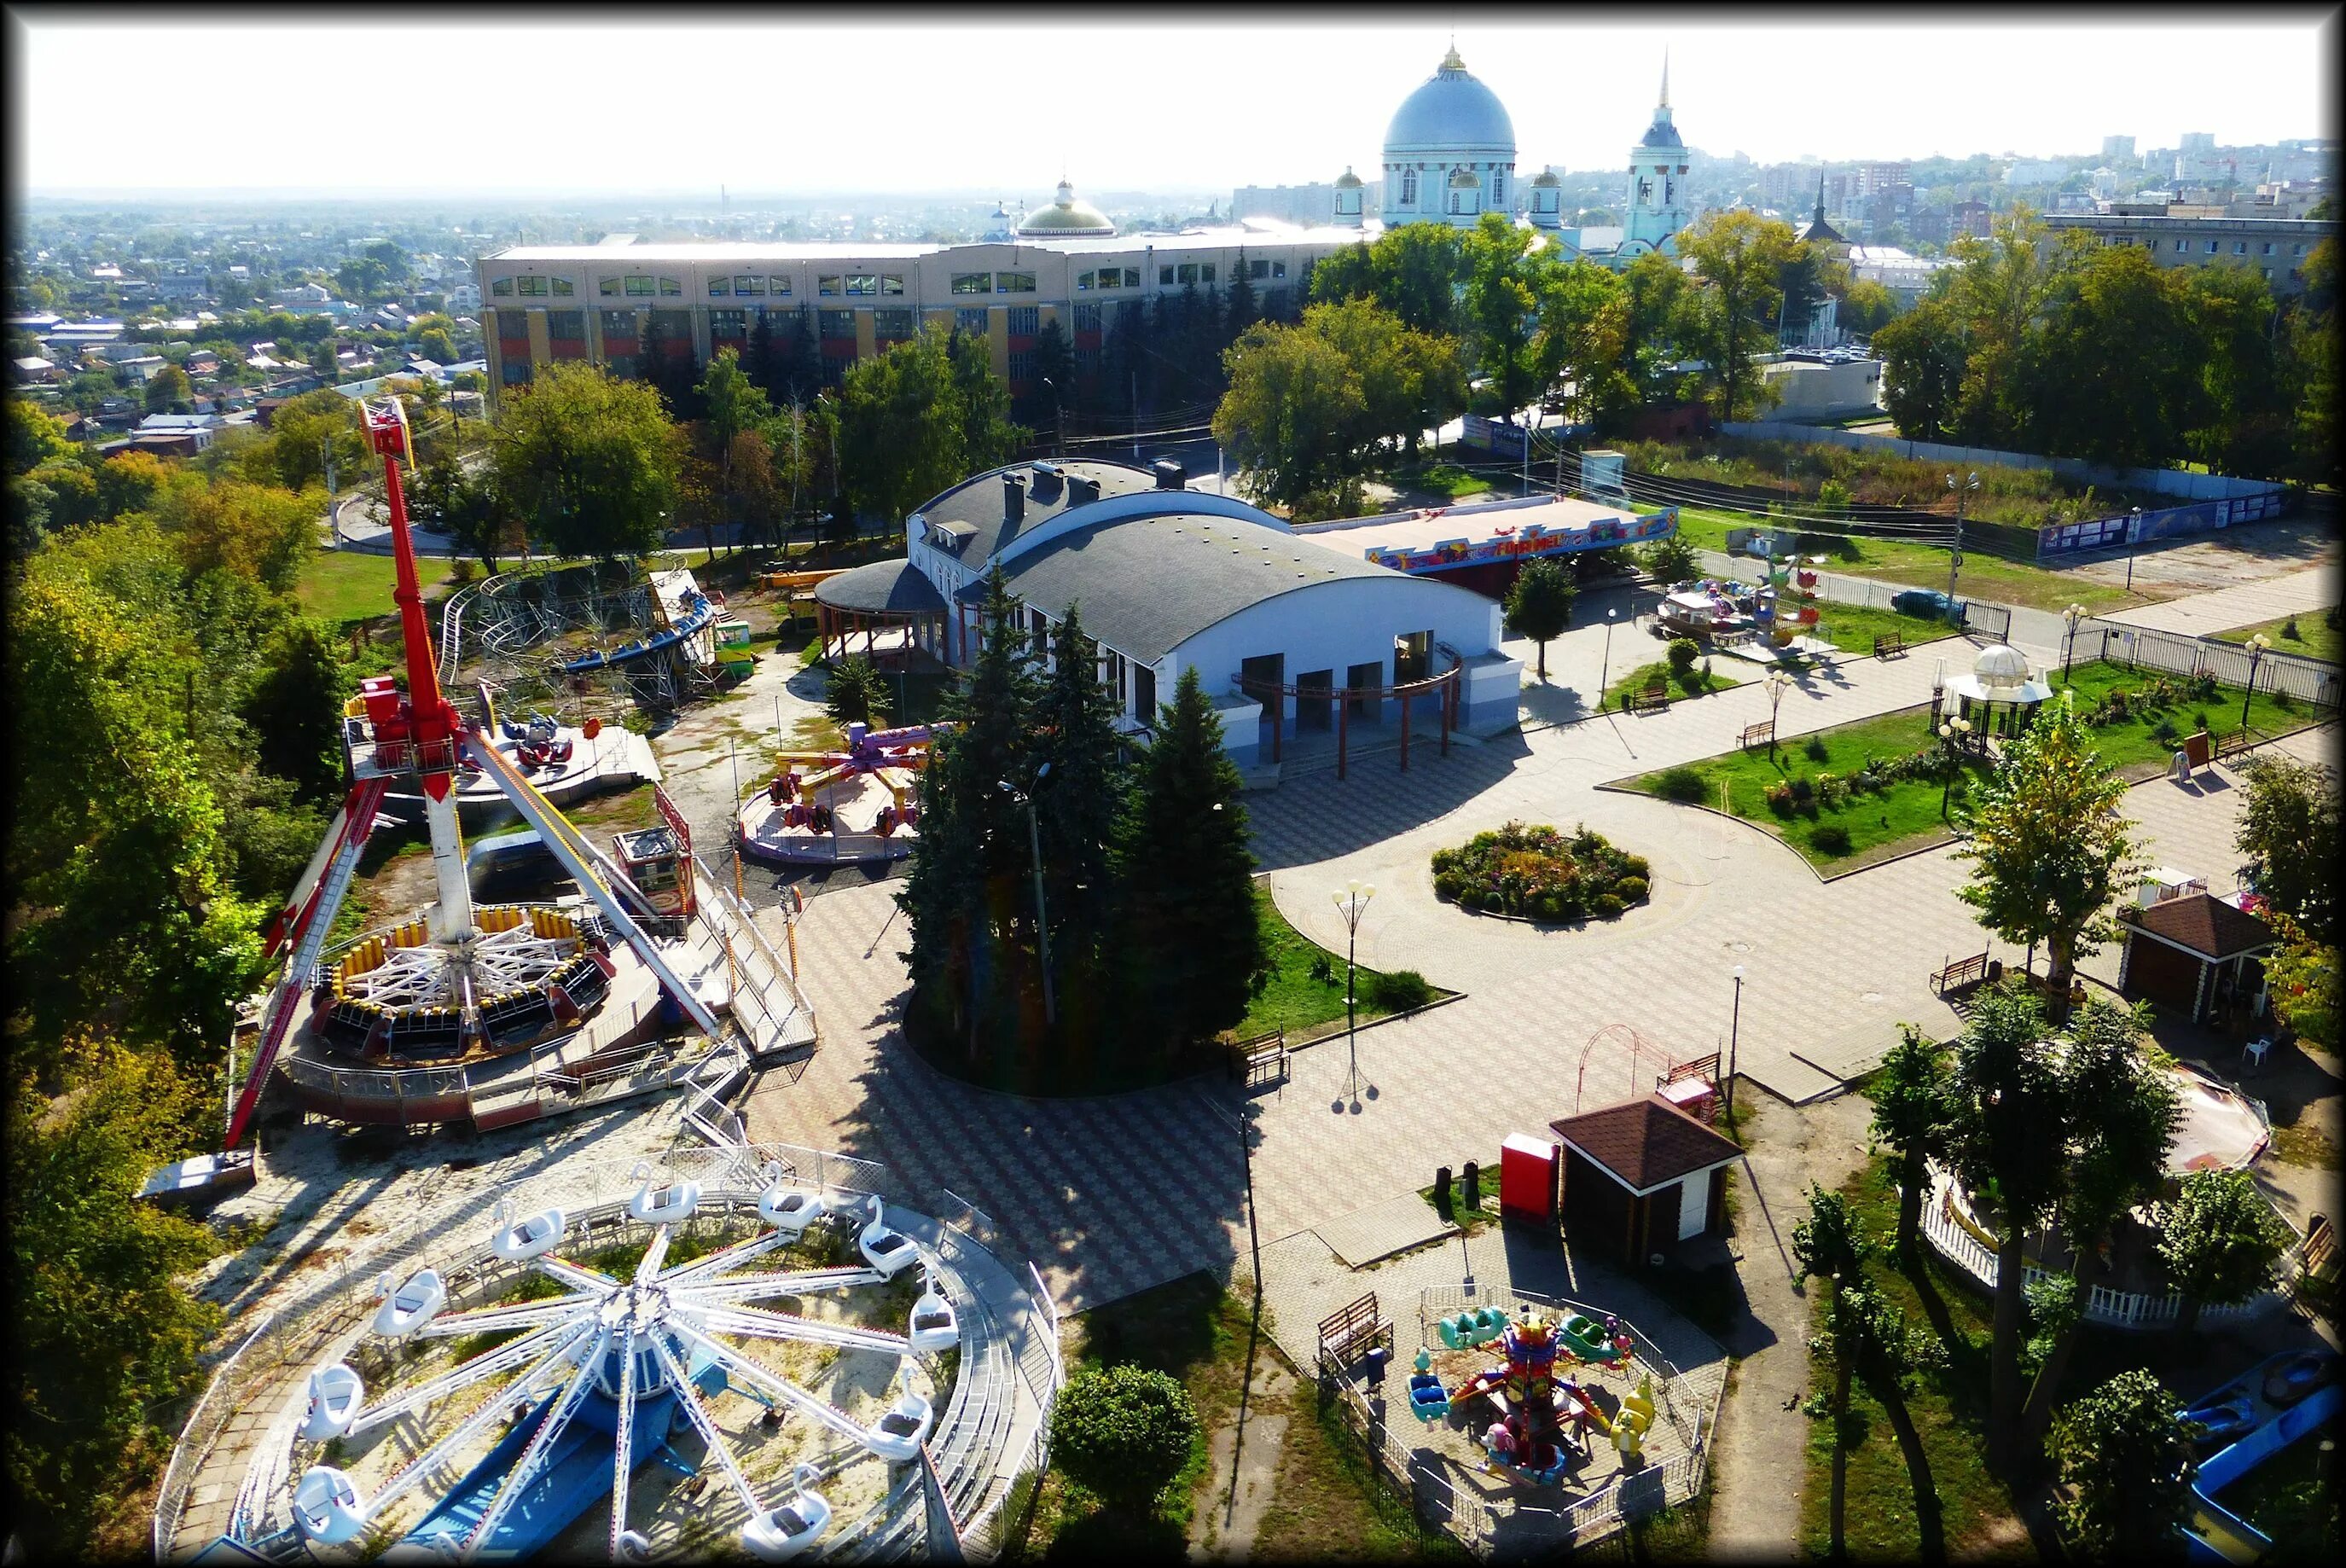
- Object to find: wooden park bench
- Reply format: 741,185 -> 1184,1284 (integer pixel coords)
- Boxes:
1317,1290 -> 1392,1374
1624,682 -> 1671,716
2214,728 -> 2259,763
1873,630 -> 1908,659
1230,1029 -> 1288,1091
1931,950 -> 1993,997
1739,720 -> 1774,752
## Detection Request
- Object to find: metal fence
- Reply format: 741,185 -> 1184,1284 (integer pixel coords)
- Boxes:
1961,601 -> 2012,642
2067,618 -> 2341,709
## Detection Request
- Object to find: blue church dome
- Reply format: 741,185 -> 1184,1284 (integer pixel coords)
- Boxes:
1384,47 -> 1516,157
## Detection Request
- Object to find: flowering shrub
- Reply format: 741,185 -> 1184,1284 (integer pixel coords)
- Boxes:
1431,821 -> 1652,922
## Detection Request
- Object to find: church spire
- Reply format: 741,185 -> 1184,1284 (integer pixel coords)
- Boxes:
1660,48 -> 1669,109
1815,172 -> 1827,224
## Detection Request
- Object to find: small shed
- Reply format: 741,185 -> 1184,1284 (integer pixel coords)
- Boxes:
1552,1094 -> 1744,1267
2117,890 -> 2278,1030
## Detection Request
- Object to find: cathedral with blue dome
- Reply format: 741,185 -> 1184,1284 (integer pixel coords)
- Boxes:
1344,43 -> 1693,266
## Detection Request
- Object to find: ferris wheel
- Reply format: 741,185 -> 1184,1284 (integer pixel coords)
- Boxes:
278,1164 -> 963,1563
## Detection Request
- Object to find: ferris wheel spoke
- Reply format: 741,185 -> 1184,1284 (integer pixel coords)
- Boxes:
366,1318 -> 601,1517
635,1228 -> 671,1285
349,1315 -> 591,1437
462,1323 -> 613,1561
690,1302 -> 913,1356
665,1317 -> 877,1449
646,1330 -> 761,1518
608,1320 -> 639,1563
534,1255 -> 622,1293
677,1267 -> 887,1304
653,1227 -> 794,1286
411,1293 -> 597,1341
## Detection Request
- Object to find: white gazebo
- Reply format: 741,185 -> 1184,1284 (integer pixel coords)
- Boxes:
1941,643 -> 2054,735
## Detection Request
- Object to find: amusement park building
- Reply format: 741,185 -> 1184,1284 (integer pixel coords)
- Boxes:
815,458 -> 1523,769
474,194 -> 1356,413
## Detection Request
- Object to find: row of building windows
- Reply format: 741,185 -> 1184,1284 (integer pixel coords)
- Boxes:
2110,235 -> 2308,257
1007,306 -> 1038,336
949,271 -> 1040,295
1077,267 -> 1141,291
710,275 -> 793,297
817,274 -> 907,297
1159,262 -> 1217,286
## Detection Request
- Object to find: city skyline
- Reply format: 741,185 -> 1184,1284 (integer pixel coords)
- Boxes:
10,13 -> 2338,199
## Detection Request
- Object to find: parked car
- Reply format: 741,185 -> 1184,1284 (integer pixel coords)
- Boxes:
1891,588 -> 1966,622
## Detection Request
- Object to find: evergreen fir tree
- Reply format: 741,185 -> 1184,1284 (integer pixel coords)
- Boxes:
1032,606 -> 1126,1037
1115,666 -> 1265,1060
1228,249 -> 1258,334
745,308 -> 779,397
636,310 -> 668,397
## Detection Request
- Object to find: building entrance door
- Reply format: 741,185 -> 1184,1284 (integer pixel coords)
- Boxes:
1347,661 -> 1385,723
1297,670 -> 1333,731
1240,653 -> 1285,745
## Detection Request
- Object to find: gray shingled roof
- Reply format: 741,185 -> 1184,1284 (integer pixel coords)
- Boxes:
813,557 -> 948,616
961,512 -> 1413,665
915,459 -> 1158,566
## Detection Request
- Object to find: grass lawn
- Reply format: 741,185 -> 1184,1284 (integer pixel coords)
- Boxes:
1020,1272 -> 1460,1561
1414,1153 -> 1504,1234
1628,706 -> 1989,870
2046,659 -> 2323,769
1601,658 -> 1736,712
1806,601 -> 1964,658
298,549 -> 460,626
1237,883 -> 1443,1042
1386,460 -> 1494,500
1800,1154 -> 2027,1562
2210,611 -> 2343,665
1669,506 -> 2148,616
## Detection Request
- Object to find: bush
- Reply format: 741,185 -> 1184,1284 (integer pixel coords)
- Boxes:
1764,780 -> 1796,816
2282,616 -> 2301,641
1051,1364 -> 1200,1512
1787,776 -> 1815,805
1803,733 -> 1829,762
1656,766 -> 1708,803
1592,893 -> 1626,919
1616,875 -> 1649,903
1810,823 -> 1852,855
1666,637 -> 1699,675
1368,969 -> 1436,1011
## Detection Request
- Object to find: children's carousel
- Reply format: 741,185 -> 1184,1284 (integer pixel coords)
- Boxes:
737,723 -> 952,867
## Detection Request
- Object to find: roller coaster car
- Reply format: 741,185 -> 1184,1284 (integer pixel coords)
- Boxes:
299,1362 -> 366,1443
2265,1350 -> 2339,1408
371,1267 -> 448,1339
908,1275 -> 959,1356
291,1466 -> 368,1545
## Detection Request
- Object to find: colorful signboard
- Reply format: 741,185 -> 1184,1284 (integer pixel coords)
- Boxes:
1363,507 -> 1678,576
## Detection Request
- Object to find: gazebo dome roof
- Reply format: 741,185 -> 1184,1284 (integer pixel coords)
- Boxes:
1015,181 -> 1115,237
1973,643 -> 2032,687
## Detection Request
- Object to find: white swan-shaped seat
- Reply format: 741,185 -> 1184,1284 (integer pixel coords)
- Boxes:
299,1362 -> 366,1442
291,1466 -> 367,1544
490,1200 -> 566,1263
758,1167 -> 827,1238
371,1267 -> 447,1339
629,1160 -> 700,1226
908,1275 -> 958,1356
857,1195 -> 918,1279
864,1379 -> 934,1464
742,1466 -> 832,1561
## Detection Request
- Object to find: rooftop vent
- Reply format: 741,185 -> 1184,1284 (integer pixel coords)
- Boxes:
1153,458 -> 1187,491
1066,475 -> 1101,505
1003,473 -> 1026,525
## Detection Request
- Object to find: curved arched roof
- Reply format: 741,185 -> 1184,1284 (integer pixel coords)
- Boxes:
1384,49 -> 1516,159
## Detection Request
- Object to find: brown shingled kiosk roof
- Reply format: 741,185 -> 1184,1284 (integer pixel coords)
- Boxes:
1551,1095 -> 1744,1196
2130,892 -> 2277,961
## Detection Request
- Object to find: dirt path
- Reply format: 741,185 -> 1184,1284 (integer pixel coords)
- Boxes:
1189,1324 -> 1296,1560
1704,1087 -> 1876,1562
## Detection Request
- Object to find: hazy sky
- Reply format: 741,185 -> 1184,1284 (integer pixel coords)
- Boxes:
11,12 -> 2339,199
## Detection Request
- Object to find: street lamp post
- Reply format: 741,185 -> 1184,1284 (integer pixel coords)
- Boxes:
1725,966 -> 1745,1123
2062,603 -> 2087,679
2242,633 -> 2271,733
1945,471 -> 1979,605
999,764 -> 1056,1026
1333,881 -> 1374,1110
1937,717 -> 1972,817
1600,607 -> 1617,710
1764,670 -> 1792,758
2125,507 -> 2143,595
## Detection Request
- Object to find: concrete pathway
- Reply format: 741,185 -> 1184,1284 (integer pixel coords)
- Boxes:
2100,562 -> 2341,638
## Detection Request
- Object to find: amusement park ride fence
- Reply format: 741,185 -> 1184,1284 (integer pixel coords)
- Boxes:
154,1141 -> 1066,1564
1312,1281 -> 1718,1557
438,560 -> 717,712
2064,615 -> 2341,711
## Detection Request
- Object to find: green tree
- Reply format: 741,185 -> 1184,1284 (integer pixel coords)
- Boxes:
2233,753 -> 2337,940
2156,1167 -> 2291,1336
1116,666 -> 1267,1060
2026,242 -> 2196,468
1839,278 -> 1900,338
1942,205 -> 2071,449
1031,318 -> 1075,445
1461,212 -> 1542,416
1942,983 -> 2070,1458
1311,224 -> 1467,337
1952,697 -> 2140,1002
945,325 -> 1024,480
823,654 -> 891,729
2262,909 -> 2337,1048
2048,1370 -> 2197,1559
1873,294 -> 1970,441
240,618 -> 353,804
410,452 -> 512,573
2178,264 -> 2294,477
1638,532 -> 1699,586
1049,1363 -> 1200,1513
1530,260 -> 1635,428
1869,1025 -> 1953,1263
1791,1182 -> 1874,1283
491,360 -> 679,561
1031,606 -> 1127,1037
1302,297 -> 1466,463
695,346 -> 775,554
1501,557 -> 1577,680
146,473 -> 322,593
1676,210 -> 1803,421
7,397 -> 78,475
6,1038 -> 227,1558
143,363 -> 195,414
1226,249 -> 1258,332
1211,319 -> 1364,514
834,325 -> 1019,531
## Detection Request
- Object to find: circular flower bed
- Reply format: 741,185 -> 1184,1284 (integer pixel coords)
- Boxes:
1431,821 -> 1652,923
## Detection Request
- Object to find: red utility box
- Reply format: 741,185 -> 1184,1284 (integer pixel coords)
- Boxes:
1500,1133 -> 1560,1226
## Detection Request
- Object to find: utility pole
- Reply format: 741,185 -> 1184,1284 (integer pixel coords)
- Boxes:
1945,471 -> 1977,605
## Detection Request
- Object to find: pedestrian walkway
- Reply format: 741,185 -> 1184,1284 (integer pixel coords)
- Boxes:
2101,563 -> 2340,638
